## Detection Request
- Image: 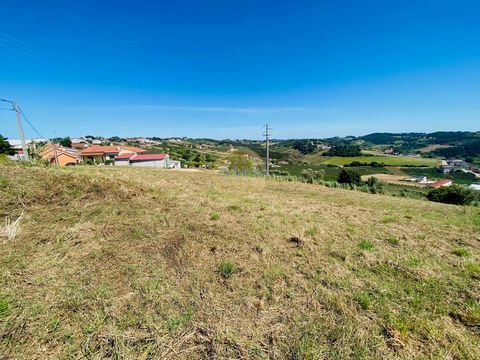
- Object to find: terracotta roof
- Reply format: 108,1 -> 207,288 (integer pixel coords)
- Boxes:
129,154 -> 168,161
430,179 -> 452,188
80,145 -> 145,156
39,144 -> 79,158
115,153 -> 136,160
125,146 -> 146,154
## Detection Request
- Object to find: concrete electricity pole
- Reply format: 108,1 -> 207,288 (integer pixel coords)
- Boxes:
263,124 -> 271,176
0,99 -> 29,160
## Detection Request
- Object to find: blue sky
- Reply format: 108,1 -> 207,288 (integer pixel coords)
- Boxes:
1,0 -> 479,139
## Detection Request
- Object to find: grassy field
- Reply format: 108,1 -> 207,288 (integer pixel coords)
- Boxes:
317,156 -> 439,167
1,164 -> 479,358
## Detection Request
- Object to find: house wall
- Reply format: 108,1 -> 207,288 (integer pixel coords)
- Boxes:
57,154 -> 77,166
41,149 -> 77,166
115,159 -> 130,166
82,155 -> 104,163
170,160 -> 181,169
130,159 -> 167,168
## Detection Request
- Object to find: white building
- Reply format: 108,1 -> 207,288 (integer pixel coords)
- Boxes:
469,184 -> 480,191
114,153 -> 180,169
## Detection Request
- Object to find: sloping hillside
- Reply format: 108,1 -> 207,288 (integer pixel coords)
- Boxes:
1,165 -> 479,359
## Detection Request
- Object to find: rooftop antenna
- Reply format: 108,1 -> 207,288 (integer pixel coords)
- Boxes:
0,99 -> 29,160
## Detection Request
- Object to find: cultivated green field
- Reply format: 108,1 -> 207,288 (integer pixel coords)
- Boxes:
1,164 -> 479,358
318,155 -> 439,167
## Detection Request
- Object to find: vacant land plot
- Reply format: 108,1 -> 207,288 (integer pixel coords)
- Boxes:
1,164 -> 479,358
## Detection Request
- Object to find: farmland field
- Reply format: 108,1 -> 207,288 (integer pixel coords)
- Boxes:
318,155 -> 439,167
1,164 -> 479,358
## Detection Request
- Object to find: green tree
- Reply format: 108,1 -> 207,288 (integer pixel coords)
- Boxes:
338,169 -> 361,185
0,135 -> 15,155
427,185 -> 477,205
366,176 -> 383,193
326,145 -> 362,157
53,137 -> 72,147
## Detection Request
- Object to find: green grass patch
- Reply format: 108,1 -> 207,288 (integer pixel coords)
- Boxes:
166,309 -> 193,332
386,235 -> 399,245
358,240 -> 374,251
218,260 -> 239,278
0,294 -> 11,317
356,292 -> 372,310
210,212 -> 220,220
453,247 -> 470,257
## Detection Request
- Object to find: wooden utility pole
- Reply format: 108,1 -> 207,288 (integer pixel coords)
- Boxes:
263,124 -> 271,176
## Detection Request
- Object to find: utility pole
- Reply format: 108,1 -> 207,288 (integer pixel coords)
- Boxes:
263,124 -> 271,176
0,99 -> 29,160
52,130 -> 59,166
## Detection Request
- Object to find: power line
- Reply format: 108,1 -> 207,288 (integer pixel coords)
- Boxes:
17,106 -> 45,139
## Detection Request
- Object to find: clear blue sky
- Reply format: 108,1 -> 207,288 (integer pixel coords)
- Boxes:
1,0 -> 479,139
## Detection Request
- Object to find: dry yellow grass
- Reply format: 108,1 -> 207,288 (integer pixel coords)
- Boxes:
1,165 -> 479,359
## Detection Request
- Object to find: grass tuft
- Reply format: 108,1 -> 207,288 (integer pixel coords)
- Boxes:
358,240 -> 374,251
453,247 -> 470,257
218,260 -> 239,279
210,212 -> 220,220
356,292 -> 372,310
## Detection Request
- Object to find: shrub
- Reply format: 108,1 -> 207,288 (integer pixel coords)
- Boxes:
338,169 -> 361,185
301,168 -> 325,184
366,176 -> 383,194
427,185 -> 478,205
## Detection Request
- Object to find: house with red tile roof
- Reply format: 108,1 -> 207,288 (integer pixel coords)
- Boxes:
80,145 -> 145,164
39,144 -> 80,166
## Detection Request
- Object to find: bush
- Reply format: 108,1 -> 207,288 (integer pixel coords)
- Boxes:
366,176 -> 383,194
301,168 -> 325,184
427,185 -> 478,205
338,169 -> 361,185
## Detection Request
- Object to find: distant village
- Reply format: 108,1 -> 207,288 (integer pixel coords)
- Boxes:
6,136 -> 181,169
5,136 -> 480,192
403,159 -> 480,191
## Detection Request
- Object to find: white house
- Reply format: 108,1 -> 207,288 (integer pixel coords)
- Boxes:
114,152 -> 135,166
114,153 -> 182,168
470,184 -> 480,191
